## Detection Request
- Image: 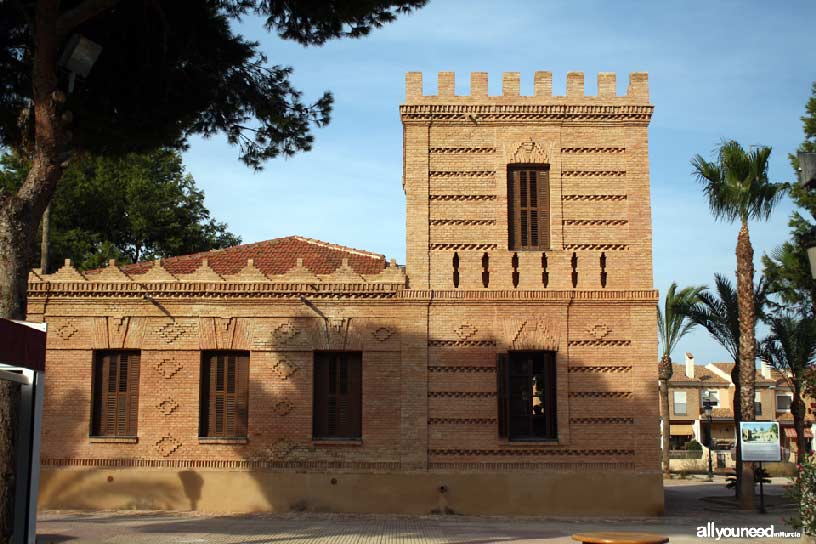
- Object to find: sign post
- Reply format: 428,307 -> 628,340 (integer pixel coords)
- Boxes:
739,421 -> 781,514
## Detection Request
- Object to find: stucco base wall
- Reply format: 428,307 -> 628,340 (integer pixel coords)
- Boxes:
39,468 -> 664,516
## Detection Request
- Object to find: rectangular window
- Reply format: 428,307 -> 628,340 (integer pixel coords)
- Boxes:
507,166 -> 550,250
313,352 -> 362,440
777,394 -> 792,412
701,390 -> 720,408
91,351 -> 140,437
673,391 -> 687,416
755,391 -> 762,416
200,351 -> 250,438
497,351 -> 557,441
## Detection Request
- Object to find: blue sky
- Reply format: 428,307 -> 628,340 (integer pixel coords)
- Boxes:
182,0 -> 816,365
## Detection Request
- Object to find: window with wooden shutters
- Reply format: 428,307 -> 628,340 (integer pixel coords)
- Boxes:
200,351 -> 250,438
496,351 -> 557,441
313,352 -> 362,440
507,165 -> 550,250
91,351 -> 140,437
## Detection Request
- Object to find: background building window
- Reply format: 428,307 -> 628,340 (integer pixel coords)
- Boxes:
507,165 -> 550,250
497,351 -> 557,440
200,351 -> 250,438
313,352 -> 362,440
777,394 -> 792,412
91,351 -> 140,437
673,391 -> 687,416
755,391 -> 762,416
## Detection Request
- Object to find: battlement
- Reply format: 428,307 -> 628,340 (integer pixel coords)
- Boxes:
404,71 -> 649,103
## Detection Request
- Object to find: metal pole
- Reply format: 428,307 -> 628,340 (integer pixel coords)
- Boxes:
708,415 -> 714,481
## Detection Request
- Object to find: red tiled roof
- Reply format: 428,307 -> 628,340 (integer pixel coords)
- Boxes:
85,236 -> 390,277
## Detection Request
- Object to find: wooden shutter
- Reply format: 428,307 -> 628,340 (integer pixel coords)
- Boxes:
497,353 -> 509,438
234,353 -> 250,438
508,167 -> 549,250
314,352 -> 362,439
125,352 -> 140,436
204,352 -> 249,438
93,351 -> 139,437
544,352 -> 557,438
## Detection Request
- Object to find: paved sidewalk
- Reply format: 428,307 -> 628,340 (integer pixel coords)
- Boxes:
36,477 -> 801,544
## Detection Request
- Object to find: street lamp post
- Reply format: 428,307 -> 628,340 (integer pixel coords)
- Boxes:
798,152 -> 816,279
704,402 -> 714,481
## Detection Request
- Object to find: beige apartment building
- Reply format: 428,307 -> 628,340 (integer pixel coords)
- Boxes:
668,353 -> 813,470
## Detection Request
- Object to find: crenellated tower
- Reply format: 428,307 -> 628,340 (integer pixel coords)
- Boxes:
400,71 -> 654,292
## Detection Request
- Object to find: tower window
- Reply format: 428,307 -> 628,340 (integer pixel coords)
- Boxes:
508,165 -> 550,250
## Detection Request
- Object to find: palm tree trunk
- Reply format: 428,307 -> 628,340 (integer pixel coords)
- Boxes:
731,362 -> 742,498
736,220 -> 756,509
660,379 -> 671,473
658,353 -> 673,475
793,390 -> 807,465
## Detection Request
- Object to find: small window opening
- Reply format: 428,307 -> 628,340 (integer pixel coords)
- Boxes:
511,253 -> 519,288
571,252 -> 578,289
481,253 -> 489,288
452,252 -> 460,288
541,252 -> 549,288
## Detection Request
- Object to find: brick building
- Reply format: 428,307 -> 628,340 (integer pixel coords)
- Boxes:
30,71 -> 662,515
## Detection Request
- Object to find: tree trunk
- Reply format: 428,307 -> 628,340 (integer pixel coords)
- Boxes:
731,361 -> 743,498
40,203 -> 50,273
0,2 -> 66,541
736,220 -> 756,509
658,353 -> 673,475
793,390 -> 807,465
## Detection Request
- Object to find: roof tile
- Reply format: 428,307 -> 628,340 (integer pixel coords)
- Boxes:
84,236 -> 390,278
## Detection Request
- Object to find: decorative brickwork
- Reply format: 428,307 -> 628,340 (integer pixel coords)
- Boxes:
568,366 -> 632,374
569,391 -> 633,399
570,417 -> 635,425
429,449 -> 636,457
428,391 -> 496,398
561,147 -> 625,154
155,358 -> 183,379
157,398 -> 180,416
155,435 -> 182,457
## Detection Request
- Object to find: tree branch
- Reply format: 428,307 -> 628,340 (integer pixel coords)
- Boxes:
56,0 -> 120,39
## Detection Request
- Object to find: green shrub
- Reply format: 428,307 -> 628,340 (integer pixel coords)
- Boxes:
787,454 -> 816,535
685,439 -> 703,451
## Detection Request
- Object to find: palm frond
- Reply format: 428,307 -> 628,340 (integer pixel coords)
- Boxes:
691,140 -> 785,225
660,281 -> 705,358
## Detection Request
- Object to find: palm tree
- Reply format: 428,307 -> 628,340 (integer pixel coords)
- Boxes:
692,140 -> 786,508
658,282 -> 705,474
689,274 -> 767,497
760,313 -> 816,465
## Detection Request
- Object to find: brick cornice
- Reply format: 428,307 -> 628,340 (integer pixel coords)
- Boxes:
400,104 -> 653,123
399,289 -> 658,303
28,281 -> 405,299
29,283 -> 657,302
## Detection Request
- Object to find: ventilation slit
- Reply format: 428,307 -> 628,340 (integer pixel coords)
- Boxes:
452,252 -> 460,289
541,252 -> 549,288
571,252 -> 578,289
600,252 -> 608,288
511,253 -> 519,288
481,252 -> 489,288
